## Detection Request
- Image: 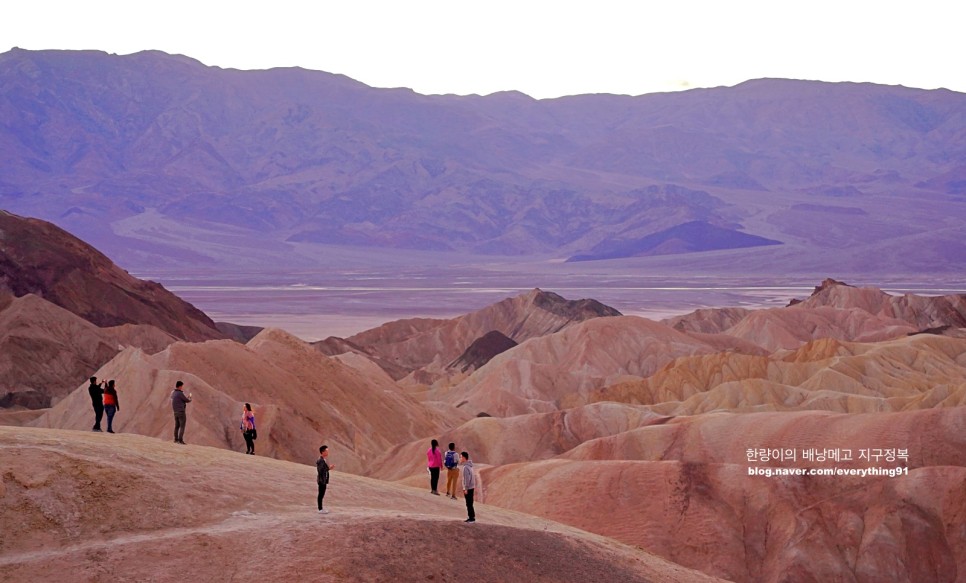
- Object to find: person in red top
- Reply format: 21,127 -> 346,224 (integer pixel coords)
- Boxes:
426,439 -> 443,495
102,380 -> 120,434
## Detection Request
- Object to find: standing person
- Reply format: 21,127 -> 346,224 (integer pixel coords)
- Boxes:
426,439 -> 443,495
444,442 -> 460,500
102,380 -> 120,434
460,451 -> 477,523
88,376 -> 104,432
240,403 -> 256,455
317,445 -> 335,514
171,380 -> 192,444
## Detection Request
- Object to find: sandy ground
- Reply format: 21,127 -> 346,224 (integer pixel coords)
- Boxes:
0,426 -> 723,583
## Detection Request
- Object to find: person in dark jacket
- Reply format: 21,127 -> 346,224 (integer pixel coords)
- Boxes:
88,376 -> 103,432
102,380 -> 120,434
316,445 -> 335,514
171,380 -> 192,444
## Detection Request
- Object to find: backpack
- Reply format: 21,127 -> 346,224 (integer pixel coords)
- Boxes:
444,450 -> 458,469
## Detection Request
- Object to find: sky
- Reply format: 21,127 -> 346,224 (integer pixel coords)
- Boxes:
3,1 -> 962,99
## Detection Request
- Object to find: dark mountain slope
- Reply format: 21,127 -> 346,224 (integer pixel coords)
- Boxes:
0,210 -> 222,341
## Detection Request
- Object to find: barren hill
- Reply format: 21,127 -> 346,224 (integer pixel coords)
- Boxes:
437,315 -> 761,417
0,211 -> 229,409
482,406 -> 966,582
28,328 -> 458,472
0,426 -> 721,583
343,288 -> 620,380
0,210 -> 222,342
0,293 -> 177,408
797,278 -> 966,329
666,279 -> 966,351
365,401 -> 667,482
591,334 -> 966,414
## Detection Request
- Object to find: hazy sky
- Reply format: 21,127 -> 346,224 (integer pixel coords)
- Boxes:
3,1 -> 961,99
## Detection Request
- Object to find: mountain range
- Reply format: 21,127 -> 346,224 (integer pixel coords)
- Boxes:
1,49 -> 965,275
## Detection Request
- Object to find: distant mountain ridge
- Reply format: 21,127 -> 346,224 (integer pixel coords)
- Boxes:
1,49 -> 965,274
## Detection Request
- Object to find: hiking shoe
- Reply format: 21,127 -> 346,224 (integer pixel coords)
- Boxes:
464,518 -> 475,523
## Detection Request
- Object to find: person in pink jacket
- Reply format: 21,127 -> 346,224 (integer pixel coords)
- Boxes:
426,439 -> 443,495
240,403 -> 256,455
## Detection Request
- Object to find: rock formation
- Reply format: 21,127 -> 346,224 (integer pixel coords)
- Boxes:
664,279 -> 966,351
345,288 -> 620,379
0,211 -> 231,408
0,210 -> 223,342
447,330 -> 518,373
0,293 -> 177,408
437,315 -> 757,417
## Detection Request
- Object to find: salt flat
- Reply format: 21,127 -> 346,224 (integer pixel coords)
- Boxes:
151,266 -> 966,340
